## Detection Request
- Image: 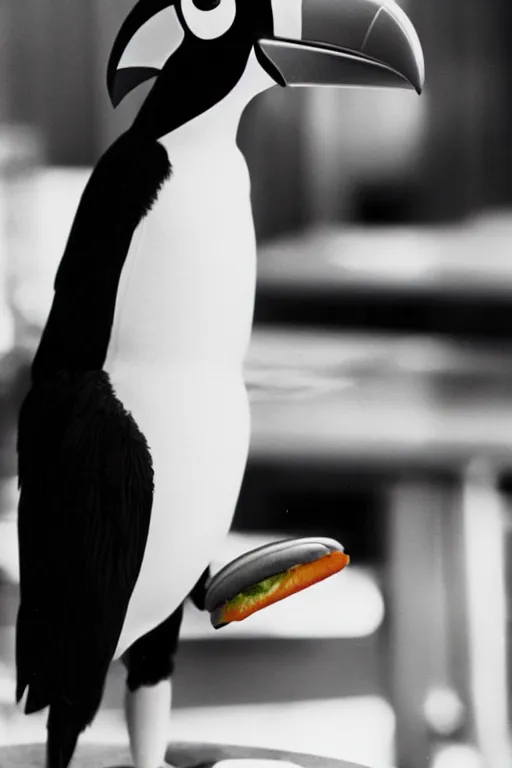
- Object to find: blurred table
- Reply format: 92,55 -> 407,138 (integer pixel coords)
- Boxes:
256,214 -> 512,339
0,741 -> 367,768
246,329 -> 512,470
253,213 -> 512,767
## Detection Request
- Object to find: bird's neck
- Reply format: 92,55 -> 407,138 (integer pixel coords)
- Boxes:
105,58 -> 276,372
158,97 -> 241,157
108,93 -> 258,373
156,93 -> 251,222
157,49 -> 274,158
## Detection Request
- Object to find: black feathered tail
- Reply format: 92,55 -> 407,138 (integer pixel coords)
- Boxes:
16,371 -> 155,767
46,705 -> 83,768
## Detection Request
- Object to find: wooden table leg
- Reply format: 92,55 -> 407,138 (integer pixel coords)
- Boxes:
449,462 -> 511,768
385,478 -> 460,768
386,468 -> 512,768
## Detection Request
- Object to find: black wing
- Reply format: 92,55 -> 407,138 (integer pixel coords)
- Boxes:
16,129 -> 170,729
16,371 -> 153,726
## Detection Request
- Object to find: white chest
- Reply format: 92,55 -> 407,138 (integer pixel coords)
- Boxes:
104,67 -> 273,653
105,142 -> 257,373
107,142 -> 256,654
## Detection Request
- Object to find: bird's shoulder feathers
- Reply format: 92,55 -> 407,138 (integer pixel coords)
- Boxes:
32,131 -> 171,381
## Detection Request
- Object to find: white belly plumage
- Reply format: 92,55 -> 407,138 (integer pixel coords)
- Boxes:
103,138 -> 256,659
110,365 -> 250,659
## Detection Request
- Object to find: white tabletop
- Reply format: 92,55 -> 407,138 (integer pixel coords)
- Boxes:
246,329 -> 512,468
258,213 -> 512,297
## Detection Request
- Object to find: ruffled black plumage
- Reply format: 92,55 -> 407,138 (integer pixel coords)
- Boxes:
16,370 -> 153,728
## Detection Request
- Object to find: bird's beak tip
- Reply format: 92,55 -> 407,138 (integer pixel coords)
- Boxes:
263,0 -> 425,94
362,3 -> 425,93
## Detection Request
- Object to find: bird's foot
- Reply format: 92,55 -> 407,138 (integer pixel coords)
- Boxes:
125,679 -> 172,768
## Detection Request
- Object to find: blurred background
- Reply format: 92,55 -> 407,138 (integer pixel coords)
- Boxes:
0,1 -> 512,767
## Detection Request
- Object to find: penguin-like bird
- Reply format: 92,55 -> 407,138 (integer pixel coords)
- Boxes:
16,2 -> 424,767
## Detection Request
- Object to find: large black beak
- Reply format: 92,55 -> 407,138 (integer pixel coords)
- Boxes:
258,0 -> 424,94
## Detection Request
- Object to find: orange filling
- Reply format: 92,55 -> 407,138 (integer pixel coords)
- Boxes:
219,550 -> 350,624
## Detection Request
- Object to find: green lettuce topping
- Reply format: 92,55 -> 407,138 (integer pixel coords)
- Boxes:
225,570 -> 289,610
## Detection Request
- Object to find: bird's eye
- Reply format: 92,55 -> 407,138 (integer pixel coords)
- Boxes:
181,0 -> 236,39
193,0 -> 221,9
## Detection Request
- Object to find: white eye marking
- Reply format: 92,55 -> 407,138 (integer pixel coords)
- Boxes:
180,0 -> 236,40
118,6 -> 184,71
